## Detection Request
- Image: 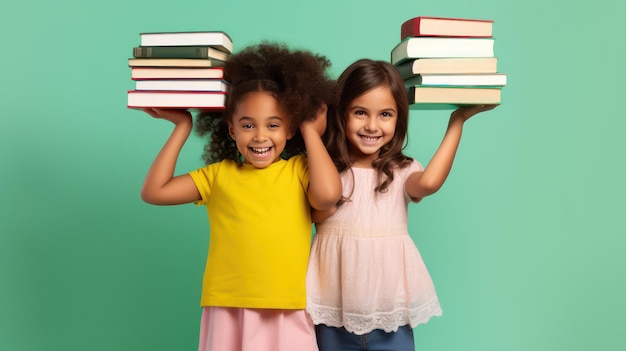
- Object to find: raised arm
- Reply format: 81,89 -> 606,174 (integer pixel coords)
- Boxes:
140,108 -> 202,205
405,104 -> 498,199
300,104 -> 342,211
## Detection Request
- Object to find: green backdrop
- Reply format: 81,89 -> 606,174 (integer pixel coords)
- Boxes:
1,0 -> 624,350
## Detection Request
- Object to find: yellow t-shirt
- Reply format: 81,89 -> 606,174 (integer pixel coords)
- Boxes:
188,155 -> 312,309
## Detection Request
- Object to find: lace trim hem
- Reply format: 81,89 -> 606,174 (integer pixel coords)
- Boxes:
307,297 -> 442,335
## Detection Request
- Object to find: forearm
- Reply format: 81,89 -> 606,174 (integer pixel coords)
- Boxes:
302,129 -> 342,210
141,121 -> 193,202
407,116 -> 465,197
424,115 -> 464,182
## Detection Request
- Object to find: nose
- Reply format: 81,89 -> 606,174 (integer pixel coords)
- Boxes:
364,117 -> 378,132
253,127 -> 267,142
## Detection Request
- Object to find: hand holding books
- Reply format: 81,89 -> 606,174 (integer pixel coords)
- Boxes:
450,104 -> 499,122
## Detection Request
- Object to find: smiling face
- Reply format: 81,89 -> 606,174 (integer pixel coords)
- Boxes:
345,85 -> 398,168
228,91 -> 294,168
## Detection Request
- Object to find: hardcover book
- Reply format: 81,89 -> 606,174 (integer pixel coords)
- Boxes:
395,57 -> 498,77
391,37 -> 495,65
401,16 -> 493,40
139,31 -> 233,53
133,46 -> 229,61
404,73 -> 507,87
127,90 -> 226,109
407,86 -> 501,107
131,67 -> 224,80
128,58 -> 225,68
135,79 -> 229,92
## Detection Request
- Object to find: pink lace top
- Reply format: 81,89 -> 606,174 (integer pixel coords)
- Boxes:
306,161 -> 442,335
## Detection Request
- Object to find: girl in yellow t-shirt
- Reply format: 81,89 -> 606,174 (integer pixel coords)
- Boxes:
139,42 -> 341,351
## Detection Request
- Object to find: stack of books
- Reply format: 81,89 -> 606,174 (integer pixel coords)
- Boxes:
390,16 -> 506,109
127,31 -> 233,110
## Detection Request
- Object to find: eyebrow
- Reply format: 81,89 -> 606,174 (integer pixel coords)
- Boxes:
349,105 -> 397,113
236,116 -> 284,122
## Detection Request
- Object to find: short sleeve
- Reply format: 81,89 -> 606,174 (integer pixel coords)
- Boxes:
290,155 -> 310,192
404,159 -> 424,178
188,162 -> 221,206
403,159 -> 424,203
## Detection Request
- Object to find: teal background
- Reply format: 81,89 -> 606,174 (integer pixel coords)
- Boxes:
1,0 -> 624,350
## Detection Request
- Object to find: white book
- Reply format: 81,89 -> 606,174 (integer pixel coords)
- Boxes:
127,90 -> 226,109
140,31 -> 233,53
135,79 -> 229,92
391,37 -> 494,65
404,74 -> 507,87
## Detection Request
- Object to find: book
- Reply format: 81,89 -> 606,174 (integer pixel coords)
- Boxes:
391,37 -> 495,65
128,58 -> 225,67
395,57 -> 498,77
407,86 -> 501,107
133,46 -> 229,61
401,16 -> 493,40
404,73 -> 507,87
135,79 -> 229,92
127,90 -> 226,109
131,67 -> 224,80
140,31 -> 233,53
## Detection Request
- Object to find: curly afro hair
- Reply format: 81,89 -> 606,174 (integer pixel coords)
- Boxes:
195,41 -> 335,164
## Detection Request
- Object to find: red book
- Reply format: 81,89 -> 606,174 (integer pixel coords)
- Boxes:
401,16 -> 494,40
131,67 -> 224,80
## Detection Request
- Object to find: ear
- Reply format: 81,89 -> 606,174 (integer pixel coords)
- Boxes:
287,128 -> 295,140
228,121 -> 236,139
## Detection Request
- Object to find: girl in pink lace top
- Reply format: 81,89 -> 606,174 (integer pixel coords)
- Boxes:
306,59 -> 497,351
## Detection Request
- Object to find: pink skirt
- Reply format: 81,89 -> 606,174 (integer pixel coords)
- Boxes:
198,306 -> 318,351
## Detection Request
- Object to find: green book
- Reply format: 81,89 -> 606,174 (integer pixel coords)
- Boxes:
132,46 -> 229,61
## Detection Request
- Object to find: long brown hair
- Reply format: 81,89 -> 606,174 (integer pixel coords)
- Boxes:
326,59 -> 413,202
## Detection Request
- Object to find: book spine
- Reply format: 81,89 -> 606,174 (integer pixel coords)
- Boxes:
395,60 -> 418,79
390,40 -> 410,65
400,17 -> 423,40
133,46 -> 213,59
